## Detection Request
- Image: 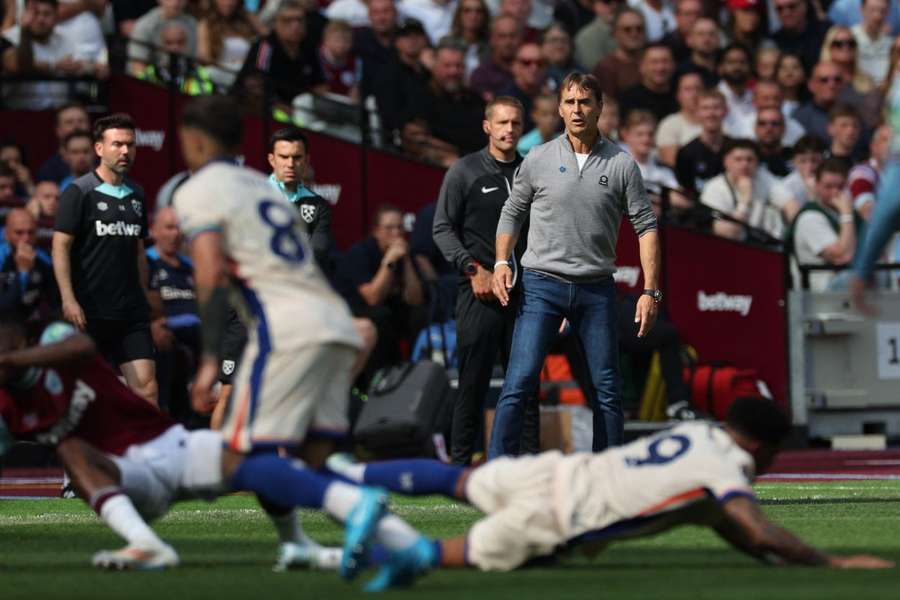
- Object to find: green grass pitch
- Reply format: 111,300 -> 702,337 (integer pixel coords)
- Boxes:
2,482 -> 900,599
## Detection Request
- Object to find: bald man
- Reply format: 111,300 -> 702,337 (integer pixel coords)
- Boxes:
0,207 -> 58,318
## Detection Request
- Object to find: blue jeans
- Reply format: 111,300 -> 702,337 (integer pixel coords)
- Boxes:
488,270 -> 621,459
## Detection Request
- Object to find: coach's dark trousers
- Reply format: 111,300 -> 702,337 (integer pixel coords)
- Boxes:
452,282 -> 539,465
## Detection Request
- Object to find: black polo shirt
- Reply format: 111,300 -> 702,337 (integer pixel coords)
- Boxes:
236,33 -> 325,105
55,171 -> 150,321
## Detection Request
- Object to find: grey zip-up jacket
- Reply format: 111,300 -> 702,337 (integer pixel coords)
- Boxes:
496,133 -> 657,282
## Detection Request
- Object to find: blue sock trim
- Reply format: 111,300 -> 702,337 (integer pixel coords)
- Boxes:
363,459 -> 464,497
369,544 -> 390,564
430,539 -> 442,566
230,454 -> 331,508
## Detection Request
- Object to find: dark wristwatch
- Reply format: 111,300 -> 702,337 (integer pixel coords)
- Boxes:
463,260 -> 480,278
642,289 -> 663,303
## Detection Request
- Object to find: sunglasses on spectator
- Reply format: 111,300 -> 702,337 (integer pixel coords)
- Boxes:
757,120 -> 784,127
462,6 -> 485,13
816,75 -> 843,84
775,1 -> 801,13
517,58 -> 546,67
830,39 -> 857,49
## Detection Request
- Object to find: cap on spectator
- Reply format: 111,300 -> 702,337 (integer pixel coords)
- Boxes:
726,0 -> 758,9
397,18 -> 427,38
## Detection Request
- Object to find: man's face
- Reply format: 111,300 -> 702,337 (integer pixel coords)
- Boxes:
815,171 -> 846,206
871,124 -> 891,164
483,103 -> 524,154
754,108 -> 785,146
0,176 -> 15,204
160,24 -> 189,55
724,148 -> 758,178
697,96 -> 726,131
32,181 -> 59,217
268,140 -> 308,185
151,208 -> 183,256
369,0 -> 398,34
274,8 -> 307,46
676,73 -> 703,112
323,29 -> 353,59
641,47 -> 674,89
753,83 -> 783,110
675,0 -> 702,35
64,136 -> 94,176
719,48 -> 751,86
809,63 -> 844,105
558,84 -> 601,137
688,19 -> 719,55
827,115 -> 861,150
433,48 -> 466,93
593,0 -> 621,21
373,210 -> 405,250
395,31 -> 427,60
541,27 -> 571,66
95,128 -> 136,175
531,97 -> 560,134
773,0 -> 807,31
26,0 -> 57,39
5,211 -> 37,247
57,107 -> 90,142
861,0 -> 888,27
490,17 -> 521,62
793,150 -> 822,180
624,122 -> 655,158
615,12 -> 646,52
0,146 -> 22,169
511,44 -> 546,92
500,0 -> 531,22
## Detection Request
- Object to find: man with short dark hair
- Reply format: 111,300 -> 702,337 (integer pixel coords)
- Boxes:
470,15 -> 522,101
36,102 -> 91,184
59,129 -> 94,191
592,8 -> 645,100
726,80 -> 806,147
825,104 -> 863,165
490,73 -> 660,457
267,127 -> 334,275
52,113 -> 158,407
353,0 -> 399,96
618,43 -> 678,122
373,18 -> 431,141
0,163 -> 23,227
771,0 -> 830,71
660,0 -> 702,63
717,43 -> 754,134
675,17 -> 719,86
127,0 -> 199,77
0,207 -> 57,320
675,89 -> 729,194
499,42 -> 553,131
753,107 -> 792,177
28,179 -> 59,252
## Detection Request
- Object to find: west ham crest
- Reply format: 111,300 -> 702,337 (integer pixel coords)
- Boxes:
131,199 -> 143,216
300,204 -> 316,224
222,360 -> 236,376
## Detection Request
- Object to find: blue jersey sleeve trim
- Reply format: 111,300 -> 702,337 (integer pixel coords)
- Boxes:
717,490 -> 756,504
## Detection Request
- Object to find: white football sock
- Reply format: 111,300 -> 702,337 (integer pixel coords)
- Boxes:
376,514 -> 420,550
321,481 -> 362,521
98,494 -> 165,548
268,509 -> 302,544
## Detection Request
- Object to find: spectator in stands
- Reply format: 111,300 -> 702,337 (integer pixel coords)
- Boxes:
0,141 -> 34,198
451,0 -> 490,80
848,123 -> 889,221
128,0 -> 199,77
400,0 -> 456,45
675,88 -> 729,194
500,42 -> 552,131
541,22 -> 579,88
318,20 -> 363,101
829,0 -> 900,36
325,0 -> 371,28
55,0 -> 109,80
375,19 -> 431,142
58,129 -> 94,191
660,0 -> 701,63
820,25 -> 875,95
597,95 -> 620,141
111,0 -> 157,37
1,0 -> 88,109
793,61 -> 845,143
470,14 -> 521,101
655,70 -> 703,166
26,179 -> 58,252
718,43 -> 755,135
725,0 -> 768,51
0,207 -> 57,321
497,0 -> 539,41
782,134 -> 826,206
788,158 -> 857,291
771,0 -> 830,71
140,20 -> 215,95
354,0 -> 399,98
852,0 -> 892,86
407,38 -> 487,157
620,110 -> 687,211
593,8 -> 645,101
775,51 -> 808,116
573,0 -> 618,71
701,139 -> 796,241
752,107 -> 792,177
552,0 -> 594,37
676,17 -> 719,87
726,79 -> 806,146
399,117 -> 462,166
35,103 -> 90,185
755,47 -> 781,81
196,0 -> 262,90
825,103 -> 863,165
0,162 -> 24,226
630,0 -> 675,42
0,29 -> 16,73
618,43 -> 678,122
517,92 -> 561,154
336,203 -> 425,374
234,0 -> 326,109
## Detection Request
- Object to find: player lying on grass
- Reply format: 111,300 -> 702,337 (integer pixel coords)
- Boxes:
326,396 -> 894,590
0,315 -> 428,585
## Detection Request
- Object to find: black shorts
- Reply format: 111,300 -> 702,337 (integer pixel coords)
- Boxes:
86,318 -> 155,365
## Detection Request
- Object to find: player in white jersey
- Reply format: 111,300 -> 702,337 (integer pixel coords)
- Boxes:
327,396 -> 892,590
168,96 -> 429,583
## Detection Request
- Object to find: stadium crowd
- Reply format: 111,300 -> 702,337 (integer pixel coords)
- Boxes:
2,0 -> 900,449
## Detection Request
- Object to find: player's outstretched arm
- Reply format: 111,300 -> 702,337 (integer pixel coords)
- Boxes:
0,331 -> 95,371
719,495 -> 893,568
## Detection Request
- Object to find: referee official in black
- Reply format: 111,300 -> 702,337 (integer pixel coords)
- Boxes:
52,113 -> 159,406
433,96 -> 539,465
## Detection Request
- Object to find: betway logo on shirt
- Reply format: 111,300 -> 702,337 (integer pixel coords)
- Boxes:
697,291 -> 753,317
95,220 -> 142,237
135,129 -> 165,151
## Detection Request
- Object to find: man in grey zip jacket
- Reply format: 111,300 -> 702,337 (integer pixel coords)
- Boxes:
490,72 -> 662,457
433,96 -> 539,465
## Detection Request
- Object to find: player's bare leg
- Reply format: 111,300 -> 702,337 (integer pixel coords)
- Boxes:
119,358 -> 158,407
56,437 -> 178,570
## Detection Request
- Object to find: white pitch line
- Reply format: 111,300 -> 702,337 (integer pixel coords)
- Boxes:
760,473 -> 900,480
